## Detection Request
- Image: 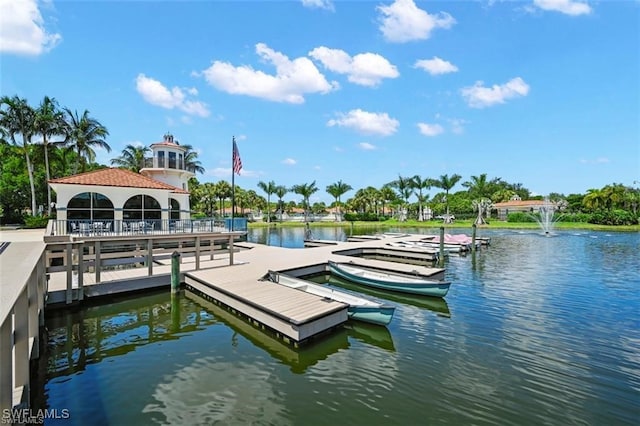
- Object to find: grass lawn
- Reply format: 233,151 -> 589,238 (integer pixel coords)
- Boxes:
248,219 -> 640,233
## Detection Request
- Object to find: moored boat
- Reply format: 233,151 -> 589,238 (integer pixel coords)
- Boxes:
263,271 -> 395,326
327,260 -> 451,298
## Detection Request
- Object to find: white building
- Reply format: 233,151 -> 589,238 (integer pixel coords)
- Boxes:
50,133 -> 194,227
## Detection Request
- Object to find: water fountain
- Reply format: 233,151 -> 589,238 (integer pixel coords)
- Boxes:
532,197 -> 559,235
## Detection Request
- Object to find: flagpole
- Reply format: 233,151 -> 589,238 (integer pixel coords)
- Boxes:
231,136 -> 235,232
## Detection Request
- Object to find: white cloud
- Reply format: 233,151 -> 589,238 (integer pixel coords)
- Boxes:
359,142 -> 377,150
201,43 -> 338,104
0,0 -> 61,56
301,0 -> 334,11
533,0 -> 592,16
417,123 -> 444,137
377,0 -> 456,43
309,47 -> 399,87
282,158 -> 297,165
328,109 -> 399,136
135,74 -> 210,117
461,77 -> 530,108
414,57 -> 458,75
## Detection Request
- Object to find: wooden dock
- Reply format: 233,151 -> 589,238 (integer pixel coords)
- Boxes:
45,233 -> 448,344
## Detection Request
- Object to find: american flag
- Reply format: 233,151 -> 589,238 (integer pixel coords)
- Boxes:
232,138 -> 242,175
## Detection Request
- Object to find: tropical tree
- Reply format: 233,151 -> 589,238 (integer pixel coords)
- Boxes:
110,144 -> 151,172
274,185 -> 288,221
463,173 -> 494,199
582,188 -> 606,212
410,175 -> 432,221
181,144 -> 205,174
62,108 -> 110,173
0,95 -> 38,215
379,184 -> 398,216
214,180 -> 232,215
472,198 -> 493,225
34,96 -> 65,214
389,175 -> 413,221
432,173 -> 462,223
257,180 -> 277,223
326,180 -> 352,220
291,181 -> 318,221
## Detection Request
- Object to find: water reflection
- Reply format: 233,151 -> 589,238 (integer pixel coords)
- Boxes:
43,290 -> 216,378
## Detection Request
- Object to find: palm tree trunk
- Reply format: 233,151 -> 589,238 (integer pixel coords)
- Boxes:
44,136 -> 51,215
267,195 -> 271,224
25,150 -> 37,215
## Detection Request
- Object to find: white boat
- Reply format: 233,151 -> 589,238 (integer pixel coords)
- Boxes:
328,260 -> 451,298
263,271 -> 395,326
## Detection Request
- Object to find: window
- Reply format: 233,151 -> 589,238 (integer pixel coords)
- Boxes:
168,152 -> 177,169
178,153 -> 184,170
170,198 -> 180,220
67,192 -> 114,221
157,151 -> 165,168
124,195 -> 161,220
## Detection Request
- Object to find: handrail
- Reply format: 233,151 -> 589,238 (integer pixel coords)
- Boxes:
48,218 -> 246,237
0,242 -> 47,411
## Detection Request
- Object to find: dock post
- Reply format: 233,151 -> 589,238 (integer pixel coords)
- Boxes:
471,224 -> 477,255
171,251 -> 180,293
439,226 -> 445,267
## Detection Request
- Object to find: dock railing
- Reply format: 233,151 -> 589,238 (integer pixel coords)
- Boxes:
0,242 -> 47,411
48,218 -> 246,238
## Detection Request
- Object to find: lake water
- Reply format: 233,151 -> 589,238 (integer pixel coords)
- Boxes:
38,228 -> 640,425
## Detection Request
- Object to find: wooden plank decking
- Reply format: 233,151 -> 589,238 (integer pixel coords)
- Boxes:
45,233 -> 448,343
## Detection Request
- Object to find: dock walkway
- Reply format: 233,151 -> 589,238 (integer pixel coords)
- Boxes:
45,233 -> 446,344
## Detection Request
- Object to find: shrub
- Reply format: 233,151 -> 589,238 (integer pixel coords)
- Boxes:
589,209 -> 639,226
24,215 -> 49,229
506,212 -> 536,223
344,212 -> 384,222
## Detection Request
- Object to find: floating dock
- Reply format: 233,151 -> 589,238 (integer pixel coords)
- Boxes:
45,233 -> 452,344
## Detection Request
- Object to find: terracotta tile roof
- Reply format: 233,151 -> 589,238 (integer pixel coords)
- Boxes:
150,141 -> 186,149
493,200 -> 546,207
49,168 -> 189,194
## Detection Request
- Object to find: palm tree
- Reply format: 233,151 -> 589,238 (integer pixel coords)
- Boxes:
432,173 -> 462,223
0,95 -> 38,215
274,185 -> 288,221
257,180 -> 277,223
463,173 -> 492,199
411,175 -> 432,221
110,144 -> 151,172
473,198 -> 493,225
34,96 -> 65,214
389,175 -> 413,221
326,180 -> 352,221
214,180 -> 232,216
181,143 -> 205,174
62,108 -> 110,173
291,181 -> 318,221
379,184 -> 397,216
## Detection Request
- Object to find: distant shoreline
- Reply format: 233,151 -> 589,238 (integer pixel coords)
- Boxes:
248,220 -> 640,233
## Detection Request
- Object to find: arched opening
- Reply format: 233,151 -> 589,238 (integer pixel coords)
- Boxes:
169,198 -> 180,220
67,192 -> 114,221
123,195 -> 162,221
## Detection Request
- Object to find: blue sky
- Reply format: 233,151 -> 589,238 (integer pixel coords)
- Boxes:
2,0 -> 638,204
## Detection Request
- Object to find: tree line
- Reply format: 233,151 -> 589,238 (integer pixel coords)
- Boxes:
1,95 -> 638,226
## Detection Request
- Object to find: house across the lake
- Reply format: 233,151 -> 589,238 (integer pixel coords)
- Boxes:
49,133 -> 193,227
493,195 -> 547,220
